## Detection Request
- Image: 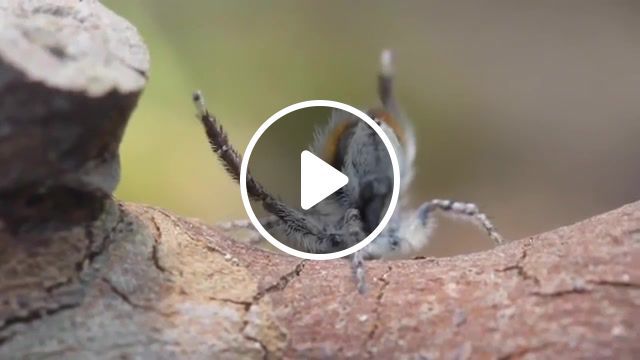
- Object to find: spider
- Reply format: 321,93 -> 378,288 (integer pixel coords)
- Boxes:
193,50 -> 503,293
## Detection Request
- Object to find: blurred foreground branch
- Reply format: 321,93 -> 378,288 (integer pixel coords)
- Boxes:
0,1 -> 638,359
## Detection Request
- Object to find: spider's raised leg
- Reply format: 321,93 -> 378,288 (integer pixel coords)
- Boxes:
193,91 -> 272,203
378,49 -> 396,111
376,49 -> 417,189
418,199 -> 504,245
193,91 -> 344,253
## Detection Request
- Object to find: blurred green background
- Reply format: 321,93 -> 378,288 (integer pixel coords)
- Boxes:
104,0 -> 640,256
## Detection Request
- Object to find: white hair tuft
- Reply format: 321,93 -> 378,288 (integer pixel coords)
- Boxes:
380,49 -> 393,76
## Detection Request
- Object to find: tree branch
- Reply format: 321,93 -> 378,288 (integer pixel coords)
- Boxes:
1,199 -> 638,359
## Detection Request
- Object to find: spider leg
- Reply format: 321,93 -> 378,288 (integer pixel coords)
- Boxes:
342,208 -> 374,294
192,91 -> 272,203
265,203 -> 339,253
376,50 -> 417,187
378,49 -> 396,111
217,216 -> 282,246
263,199 -> 330,251
343,208 -> 366,244
193,91 -> 339,252
351,250 -> 367,294
217,218 -> 254,231
418,199 -> 504,245
217,216 -> 280,231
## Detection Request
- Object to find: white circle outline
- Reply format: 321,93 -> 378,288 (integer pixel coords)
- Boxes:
240,100 -> 400,260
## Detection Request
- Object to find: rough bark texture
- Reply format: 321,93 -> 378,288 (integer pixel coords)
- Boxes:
0,0 -> 148,194
1,199 -> 639,359
0,1 -> 639,359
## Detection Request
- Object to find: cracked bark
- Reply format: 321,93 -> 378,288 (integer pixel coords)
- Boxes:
1,0 -> 639,359
364,265 -> 392,358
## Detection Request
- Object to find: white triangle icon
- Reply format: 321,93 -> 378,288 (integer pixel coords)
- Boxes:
300,150 -> 349,210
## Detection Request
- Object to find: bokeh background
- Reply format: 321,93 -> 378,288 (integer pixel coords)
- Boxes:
104,0 -> 640,256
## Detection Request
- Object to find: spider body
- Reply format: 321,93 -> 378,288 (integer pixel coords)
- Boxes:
193,50 -> 503,293
312,108 -> 397,235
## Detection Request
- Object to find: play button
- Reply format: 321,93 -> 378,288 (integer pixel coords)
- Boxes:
300,150 -> 349,210
239,100 -> 400,260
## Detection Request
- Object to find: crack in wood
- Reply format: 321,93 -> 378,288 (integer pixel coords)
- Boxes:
101,278 -> 176,317
0,302 -> 78,345
0,200 -> 123,346
497,343 -> 553,360
231,261 -> 308,360
588,279 -> 640,290
149,214 -> 170,274
496,240 -> 540,286
253,260 -> 307,303
530,287 -> 590,298
364,265 -> 393,357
